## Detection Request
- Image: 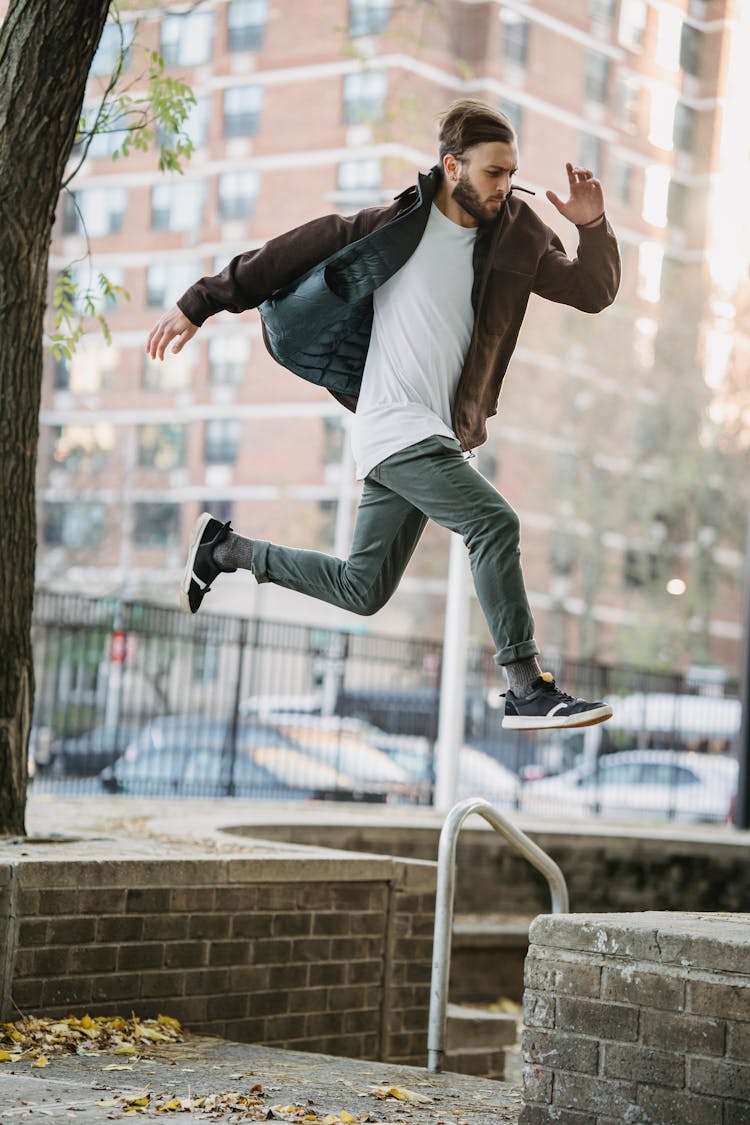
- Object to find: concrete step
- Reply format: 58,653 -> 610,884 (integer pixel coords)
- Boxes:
446,1002 -> 518,1050
443,1045 -> 507,1079
451,914 -> 533,1004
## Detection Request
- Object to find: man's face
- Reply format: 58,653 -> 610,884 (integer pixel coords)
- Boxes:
450,140 -> 519,225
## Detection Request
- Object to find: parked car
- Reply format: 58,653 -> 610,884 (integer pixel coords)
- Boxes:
250,712 -> 415,797
520,750 -> 738,823
99,715 -> 365,800
47,724 -> 143,777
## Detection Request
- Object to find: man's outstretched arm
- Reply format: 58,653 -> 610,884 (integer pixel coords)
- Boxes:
532,161 -> 620,313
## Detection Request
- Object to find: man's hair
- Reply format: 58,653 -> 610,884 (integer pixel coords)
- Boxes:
437,99 -> 516,163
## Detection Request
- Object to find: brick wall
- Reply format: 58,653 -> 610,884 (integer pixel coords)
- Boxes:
224,820 -> 750,915
520,912 -> 750,1125
1,847 -> 435,1066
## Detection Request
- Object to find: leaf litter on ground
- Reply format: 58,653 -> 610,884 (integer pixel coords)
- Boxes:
0,1013 -> 183,1063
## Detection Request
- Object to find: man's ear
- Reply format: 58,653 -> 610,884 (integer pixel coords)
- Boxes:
443,153 -> 460,183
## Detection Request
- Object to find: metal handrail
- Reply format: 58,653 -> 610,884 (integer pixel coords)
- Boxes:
427,797 -> 569,1073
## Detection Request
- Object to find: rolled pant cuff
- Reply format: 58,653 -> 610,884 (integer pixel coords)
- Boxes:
494,639 -> 540,666
250,540 -> 271,584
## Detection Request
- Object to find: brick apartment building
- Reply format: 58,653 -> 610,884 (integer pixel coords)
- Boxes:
28,0 -> 749,673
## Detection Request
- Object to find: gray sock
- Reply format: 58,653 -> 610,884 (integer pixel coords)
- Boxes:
504,655 -> 543,697
213,531 -> 254,572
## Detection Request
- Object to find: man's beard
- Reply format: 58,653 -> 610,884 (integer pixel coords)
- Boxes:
452,171 -> 504,225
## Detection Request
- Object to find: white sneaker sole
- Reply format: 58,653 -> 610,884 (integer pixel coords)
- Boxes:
179,511 -> 213,614
502,704 -> 613,731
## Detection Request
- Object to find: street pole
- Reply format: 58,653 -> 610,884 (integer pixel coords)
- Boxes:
733,505 -> 750,830
434,530 -> 470,811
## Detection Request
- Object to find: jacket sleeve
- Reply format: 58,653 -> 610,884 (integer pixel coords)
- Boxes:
176,209 -> 380,327
531,217 -> 621,313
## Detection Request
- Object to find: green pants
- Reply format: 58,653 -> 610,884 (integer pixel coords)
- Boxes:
252,435 -> 538,666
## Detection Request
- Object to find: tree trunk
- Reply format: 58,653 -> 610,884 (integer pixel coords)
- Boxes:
0,0 -> 111,835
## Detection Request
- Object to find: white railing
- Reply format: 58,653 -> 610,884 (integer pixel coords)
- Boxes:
427,797 -> 570,1073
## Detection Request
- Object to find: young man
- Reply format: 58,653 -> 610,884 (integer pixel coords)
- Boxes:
146,100 -> 620,730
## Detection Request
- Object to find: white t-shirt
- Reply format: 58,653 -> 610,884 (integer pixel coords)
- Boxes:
350,203 -> 477,480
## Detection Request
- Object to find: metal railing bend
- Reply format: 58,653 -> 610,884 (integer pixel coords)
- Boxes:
427,797 -> 570,1073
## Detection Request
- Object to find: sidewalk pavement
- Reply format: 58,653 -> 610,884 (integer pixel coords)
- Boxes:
7,793 -> 523,1124
0,1035 -> 522,1124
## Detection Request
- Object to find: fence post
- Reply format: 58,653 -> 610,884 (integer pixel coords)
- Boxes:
225,617 -> 249,797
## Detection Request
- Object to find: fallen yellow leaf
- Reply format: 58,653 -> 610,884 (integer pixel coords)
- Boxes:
114,1044 -> 137,1055
0,1050 -> 15,1062
340,1114 -> 357,1123
156,1098 -> 183,1111
370,1086 -> 432,1104
31,1056 -> 49,1068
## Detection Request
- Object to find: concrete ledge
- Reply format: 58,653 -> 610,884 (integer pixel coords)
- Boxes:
0,827 -> 437,1067
521,911 -> 750,1125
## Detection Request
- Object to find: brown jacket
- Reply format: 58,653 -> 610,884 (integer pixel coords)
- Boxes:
178,169 -> 621,450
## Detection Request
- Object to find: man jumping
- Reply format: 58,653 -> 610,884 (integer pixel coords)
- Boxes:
146,99 -> 620,731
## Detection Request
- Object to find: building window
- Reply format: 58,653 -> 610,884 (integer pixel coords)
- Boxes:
349,0 -> 392,37
204,418 -> 243,465
201,500 -> 234,525
673,102 -> 697,152
680,23 -> 702,77
318,499 -> 337,543
323,417 -> 346,465
53,356 -> 69,390
589,0 -> 616,25
43,502 -> 106,549
667,180 -> 689,227
637,241 -> 664,303
137,424 -> 187,470
90,22 -> 133,77
614,75 -> 639,133
62,188 -> 127,238
228,0 -> 268,51
146,260 -> 201,308
86,123 -> 126,159
500,10 -> 529,67
618,0 -> 648,52
498,98 -> 523,141
223,85 -> 265,137
158,97 -> 211,152
63,343 -> 119,395
578,133 -> 603,176
624,548 -> 660,588
642,164 -> 669,227
609,158 -> 633,206
584,50 -> 610,104
151,181 -> 205,232
134,503 -> 181,548
633,317 -> 657,369
655,5 -> 682,71
161,12 -> 215,67
50,423 -> 115,474
343,70 -> 388,125
142,353 -> 192,393
208,336 -> 249,385
649,85 -> 678,150
337,158 -> 381,194
218,170 -> 260,220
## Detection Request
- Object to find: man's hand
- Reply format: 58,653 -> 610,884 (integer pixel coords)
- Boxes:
146,306 -> 198,361
546,162 -> 605,227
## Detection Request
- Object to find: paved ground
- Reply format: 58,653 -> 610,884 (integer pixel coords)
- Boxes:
0,1031 -> 522,1124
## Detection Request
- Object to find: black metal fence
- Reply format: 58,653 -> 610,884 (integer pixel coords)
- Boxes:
29,590 -> 742,824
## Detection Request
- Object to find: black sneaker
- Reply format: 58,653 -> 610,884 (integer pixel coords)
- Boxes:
179,512 -> 237,614
502,672 -> 613,730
